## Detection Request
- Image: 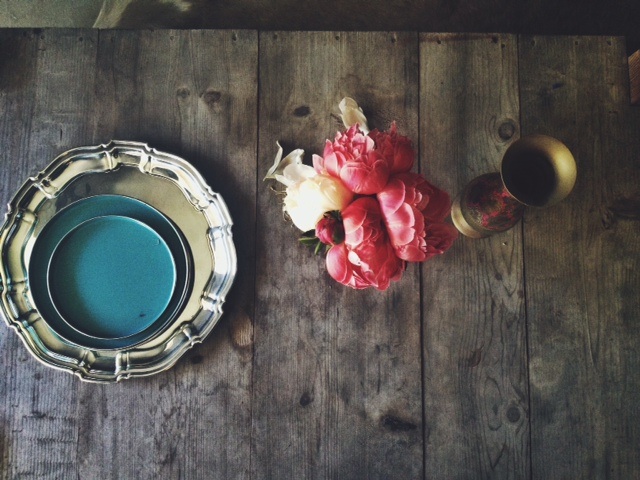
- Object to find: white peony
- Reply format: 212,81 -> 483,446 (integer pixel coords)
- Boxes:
283,174 -> 353,232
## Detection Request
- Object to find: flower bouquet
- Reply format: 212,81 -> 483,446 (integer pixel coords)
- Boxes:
265,98 -> 458,290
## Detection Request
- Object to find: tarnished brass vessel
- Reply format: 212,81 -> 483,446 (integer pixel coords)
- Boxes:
451,134 -> 577,238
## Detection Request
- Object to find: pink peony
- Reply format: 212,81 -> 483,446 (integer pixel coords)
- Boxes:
377,173 -> 457,261
369,122 -> 415,174
313,125 -> 390,195
325,197 -> 404,290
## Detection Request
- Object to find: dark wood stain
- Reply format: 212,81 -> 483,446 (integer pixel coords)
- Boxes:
299,392 -> 313,407
293,105 -> 311,117
380,414 -> 418,432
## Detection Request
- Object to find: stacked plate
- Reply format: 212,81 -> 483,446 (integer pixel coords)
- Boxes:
0,141 -> 236,382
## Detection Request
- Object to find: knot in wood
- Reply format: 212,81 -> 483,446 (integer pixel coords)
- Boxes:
506,406 -> 521,423
293,105 -> 311,117
299,392 -> 313,407
203,89 -> 222,106
498,121 -> 516,140
380,414 -> 417,432
176,87 -> 191,99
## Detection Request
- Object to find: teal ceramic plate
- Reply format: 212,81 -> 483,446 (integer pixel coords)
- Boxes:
0,141 -> 236,382
48,216 -> 176,340
29,195 -> 191,350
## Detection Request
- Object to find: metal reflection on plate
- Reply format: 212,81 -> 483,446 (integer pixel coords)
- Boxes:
0,141 -> 237,382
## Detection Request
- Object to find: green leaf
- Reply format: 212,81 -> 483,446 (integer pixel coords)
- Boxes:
298,232 -> 326,255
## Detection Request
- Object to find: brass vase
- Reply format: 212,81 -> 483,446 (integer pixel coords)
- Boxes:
451,134 -> 577,238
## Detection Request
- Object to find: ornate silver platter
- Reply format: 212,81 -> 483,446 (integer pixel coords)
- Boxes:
0,141 -> 237,382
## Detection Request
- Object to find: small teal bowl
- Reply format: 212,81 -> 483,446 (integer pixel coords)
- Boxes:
28,195 -> 192,349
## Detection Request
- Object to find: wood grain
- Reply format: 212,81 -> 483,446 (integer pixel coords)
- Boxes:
83,29 -> 256,480
519,35 -> 640,479
0,29 -> 100,479
254,31 -> 423,479
420,33 -> 529,479
1,29 -> 639,479
630,49 -> 640,105
0,29 -> 257,479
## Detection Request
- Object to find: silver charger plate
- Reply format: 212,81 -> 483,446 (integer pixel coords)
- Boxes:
0,141 -> 237,382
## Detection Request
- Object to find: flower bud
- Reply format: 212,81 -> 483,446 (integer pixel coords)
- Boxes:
316,214 -> 345,245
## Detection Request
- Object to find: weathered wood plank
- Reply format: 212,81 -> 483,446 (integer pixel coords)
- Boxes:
0,29 -> 257,480
629,49 -> 640,105
519,35 -> 640,479
420,33 -> 530,479
74,29 -> 257,480
0,28 -> 100,479
255,31 -> 422,479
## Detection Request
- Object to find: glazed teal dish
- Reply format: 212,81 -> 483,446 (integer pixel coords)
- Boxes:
48,215 -> 177,340
28,194 -> 191,350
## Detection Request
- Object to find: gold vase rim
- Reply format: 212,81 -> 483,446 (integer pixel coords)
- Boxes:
500,134 -> 577,207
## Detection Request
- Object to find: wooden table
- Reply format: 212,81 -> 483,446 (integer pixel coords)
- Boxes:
0,29 -> 638,479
